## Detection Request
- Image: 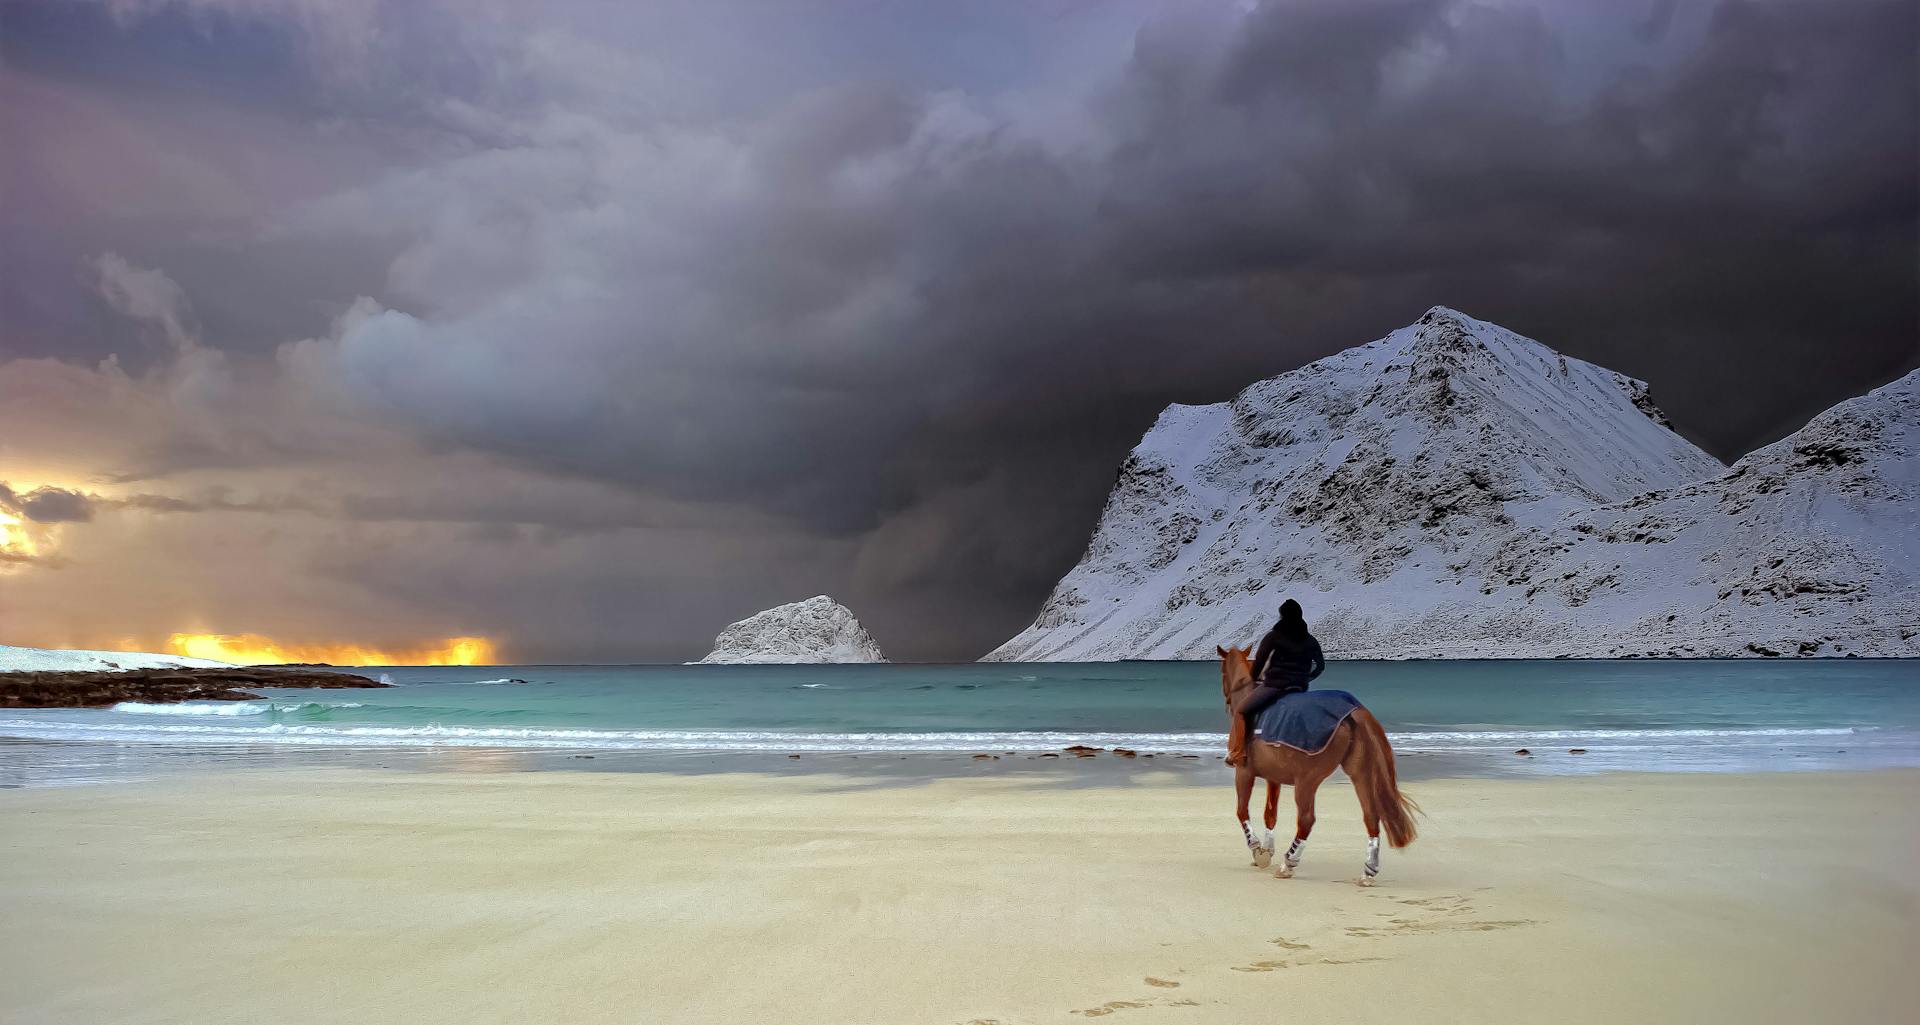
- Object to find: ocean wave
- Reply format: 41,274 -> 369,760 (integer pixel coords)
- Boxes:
111,702 -> 269,716
1390,727 -> 1858,743
112,700 -> 372,718
0,719 -> 1880,755
270,701 -> 366,713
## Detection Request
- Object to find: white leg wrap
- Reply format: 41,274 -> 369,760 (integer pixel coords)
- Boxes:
1243,822 -> 1274,867
1285,837 -> 1306,868
1364,836 -> 1381,878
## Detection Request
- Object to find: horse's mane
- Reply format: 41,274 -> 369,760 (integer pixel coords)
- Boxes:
1217,644 -> 1255,708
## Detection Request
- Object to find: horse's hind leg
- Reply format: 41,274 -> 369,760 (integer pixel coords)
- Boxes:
1345,738 -> 1384,886
1276,778 -> 1320,878
1352,786 -> 1383,886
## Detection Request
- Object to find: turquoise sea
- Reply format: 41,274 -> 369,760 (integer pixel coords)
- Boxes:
2,660 -> 1916,786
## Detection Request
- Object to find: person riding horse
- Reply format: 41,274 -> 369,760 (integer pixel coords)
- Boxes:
1217,602 -> 1416,883
1229,598 -> 1324,766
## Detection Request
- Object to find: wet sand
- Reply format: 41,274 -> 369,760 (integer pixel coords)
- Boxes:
1,768 -> 1914,1024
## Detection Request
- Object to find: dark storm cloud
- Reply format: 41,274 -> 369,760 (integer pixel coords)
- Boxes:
0,484 -> 95,523
2,0 -> 1915,660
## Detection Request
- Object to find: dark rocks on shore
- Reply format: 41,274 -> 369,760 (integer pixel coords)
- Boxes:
1112,748 -> 1138,758
0,666 -> 387,709
1568,748 -> 1588,754
1063,745 -> 1101,757
1515,748 -> 1532,756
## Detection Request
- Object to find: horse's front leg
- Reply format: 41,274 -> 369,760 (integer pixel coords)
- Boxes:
1276,777 -> 1320,878
1234,767 -> 1272,868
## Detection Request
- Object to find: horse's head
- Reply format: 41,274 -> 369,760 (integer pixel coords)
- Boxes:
1216,644 -> 1255,710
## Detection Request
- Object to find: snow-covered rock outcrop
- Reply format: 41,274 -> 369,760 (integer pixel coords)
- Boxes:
696,596 -> 887,664
0,645 -> 235,673
987,307 -> 1918,660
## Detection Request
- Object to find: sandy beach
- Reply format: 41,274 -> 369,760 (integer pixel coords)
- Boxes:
2,766 -> 1915,1025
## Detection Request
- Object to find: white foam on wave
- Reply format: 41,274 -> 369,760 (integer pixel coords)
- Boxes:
1389,726 -> 1858,748
12,720 -> 1222,752
0,719 -> 1882,756
111,701 -> 269,717
111,700 -> 370,717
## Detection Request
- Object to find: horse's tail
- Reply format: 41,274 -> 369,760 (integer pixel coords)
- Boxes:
1348,706 -> 1419,848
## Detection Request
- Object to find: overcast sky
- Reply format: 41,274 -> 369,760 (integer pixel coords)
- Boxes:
1,0 -> 1915,662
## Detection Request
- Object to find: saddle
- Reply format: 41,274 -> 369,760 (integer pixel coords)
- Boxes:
1250,690 -> 1362,755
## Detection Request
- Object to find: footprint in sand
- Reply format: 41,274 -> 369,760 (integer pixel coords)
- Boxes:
1234,954 -> 1390,972
1347,918 -> 1536,938
1394,894 -> 1473,914
1143,977 -> 1180,988
1343,892 -> 1536,937
1269,936 -> 1311,950
1074,1000 -> 1150,1017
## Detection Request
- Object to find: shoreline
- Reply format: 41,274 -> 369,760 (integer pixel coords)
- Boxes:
1,733 -> 1903,791
5,659 -> 1913,787
2,767 -> 1915,1024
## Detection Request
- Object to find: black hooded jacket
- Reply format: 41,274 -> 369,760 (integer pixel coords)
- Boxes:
1250,626 -> 1324,695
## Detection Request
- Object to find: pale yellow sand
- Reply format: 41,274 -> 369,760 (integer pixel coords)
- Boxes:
2,767 -> 1915,1025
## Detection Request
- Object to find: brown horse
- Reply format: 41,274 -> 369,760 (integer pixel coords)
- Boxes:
1218,645 -> 1418,885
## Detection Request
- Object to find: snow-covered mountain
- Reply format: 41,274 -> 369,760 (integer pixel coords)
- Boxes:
696,595 -> 888,664
0,644 -> 234,673
987,307 -> 1918,660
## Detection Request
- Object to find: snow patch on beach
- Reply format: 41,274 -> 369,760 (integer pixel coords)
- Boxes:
0,644 -> 234,673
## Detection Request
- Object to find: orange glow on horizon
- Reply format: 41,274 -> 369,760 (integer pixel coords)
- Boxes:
167,633 -> 498,667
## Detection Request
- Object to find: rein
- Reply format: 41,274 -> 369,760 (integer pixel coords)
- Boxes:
1223,666 -> 1255,711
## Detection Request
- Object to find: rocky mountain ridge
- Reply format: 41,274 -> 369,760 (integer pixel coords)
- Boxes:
987,308 -> 1917,660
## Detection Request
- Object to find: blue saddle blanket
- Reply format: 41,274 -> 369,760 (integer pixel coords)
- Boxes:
1252,690 -> 1362,754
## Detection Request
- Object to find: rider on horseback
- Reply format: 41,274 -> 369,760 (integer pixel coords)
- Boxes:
1228,598 -> 1323,766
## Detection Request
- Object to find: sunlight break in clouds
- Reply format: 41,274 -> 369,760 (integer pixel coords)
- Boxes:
0,511 -> 39,562
167,633 -> 497,666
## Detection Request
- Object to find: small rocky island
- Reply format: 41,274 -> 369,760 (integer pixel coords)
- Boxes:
696,595 -> 888,664
0,666 -> 389,709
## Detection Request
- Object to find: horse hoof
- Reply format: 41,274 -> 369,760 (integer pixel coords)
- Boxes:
1274,864 -> 1294,879
1252,847 -> 1273,869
